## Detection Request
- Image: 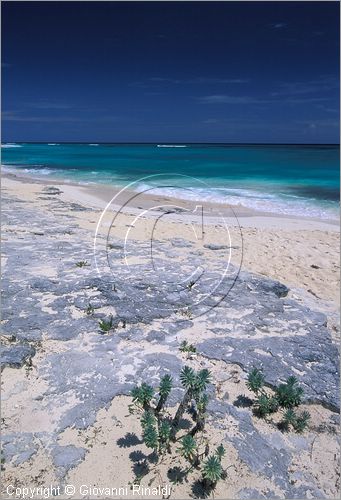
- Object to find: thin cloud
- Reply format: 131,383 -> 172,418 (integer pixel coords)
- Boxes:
25,99 -> 72,110
2,110 -> 123,124
198,94 -> 330,105
199,95 -> 257,104
297,118 -> 339,129
271,77 -> 339,97
189,77 -> 249,84
271,22 -> 288,29
130,76 -> 249,87
315,104 -> 339,114
2,111 -> 81,123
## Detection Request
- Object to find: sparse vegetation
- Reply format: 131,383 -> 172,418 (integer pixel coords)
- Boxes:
179,340 -> 197,354
187,280 -> 196,290
75,260 -> 89,267
282,408 -> 311,433
247,367 -> 265,394
86,303 -> 95,316
275,376 -> 304,408
202,453 -> 223,490
180,307 -> 193,319
128,366 -> 226,493
247,367 -> 310,432
98,315 -> 113,333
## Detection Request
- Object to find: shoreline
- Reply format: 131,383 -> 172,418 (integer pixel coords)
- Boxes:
2,170 -> 339,230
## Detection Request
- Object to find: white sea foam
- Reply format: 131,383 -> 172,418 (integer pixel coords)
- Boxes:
47,143 -> 59,146
2,164 -> 55,176
1,143 -> 22,148
89,143 -> 99,146
157,144 -> 187,148
135,182 -> 339,221
24,168 -> 53,175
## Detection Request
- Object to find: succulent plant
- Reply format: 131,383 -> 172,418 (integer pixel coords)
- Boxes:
98,315 -> 113,333
158,421 -> 171,444
255,394 -> 279,418
178,434 -> 197,461
282,408 -> 310,432
202,455 -> 223,488
156,374 -> 172,413
293,410 -> 310,433
179,341 -> 197,353
276,376 -> 304,408
131,383 -> 154,410
195,369 -> 211,393
141,410 -> 157,430
143,425 -> 159,450
86,303 -> 94,316
247,367 -> 265,394
180,366 -> 197,390
282,408 -> 297,429
75,260 -> 88,267
172,367 -> 211,439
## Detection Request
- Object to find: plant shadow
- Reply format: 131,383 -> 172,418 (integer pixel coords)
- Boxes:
132,460 -> 150,478
117,432 -> 143,448
129,450 -> 148,462
178,418 -> 193,430
167,466 -> 188,485
233,395 -> 253,408
191,479 -> 211,499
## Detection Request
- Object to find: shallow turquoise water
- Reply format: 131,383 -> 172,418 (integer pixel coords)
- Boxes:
2,142 -> 339,220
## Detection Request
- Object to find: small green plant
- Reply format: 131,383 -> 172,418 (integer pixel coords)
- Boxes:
172,367 -> 211,438
293,411 -> 310,433
254,394 -> 279,418
75,260 -> 88,267
282,408 -> 296,429
282,409 -> 310,432
131,383 -> 154,411
86,303 -> 94,316
276,376 -> 304,408
143,424 -> 159,451
187,280 -> 196,290
178,434 -> 197,462
202,454 -> 223,490
98,315 -> 113,333
247,367 -> 265,394
179,340 -> 197,354
158,420 -> 172,451
180,307 -> 193,319
156,374 -> 172,413
246,368 -> 310,433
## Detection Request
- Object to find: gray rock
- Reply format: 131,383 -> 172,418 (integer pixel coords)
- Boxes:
2,433 -> 38,465
204,243 -> 229,250
171,238 -> 193,248
1,344 -> 36,369
42,186 -> 62,195
51,445 -> 86,471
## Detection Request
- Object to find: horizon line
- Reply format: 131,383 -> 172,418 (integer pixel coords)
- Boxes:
2,141 -> 340,146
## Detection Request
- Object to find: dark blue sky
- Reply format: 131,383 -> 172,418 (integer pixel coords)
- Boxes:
2,1 -> 340,143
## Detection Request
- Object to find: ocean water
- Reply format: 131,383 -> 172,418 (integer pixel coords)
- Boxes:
1,142 -> 340,220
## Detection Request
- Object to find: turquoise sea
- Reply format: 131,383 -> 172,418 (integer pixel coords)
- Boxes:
2,143 -> 340,220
